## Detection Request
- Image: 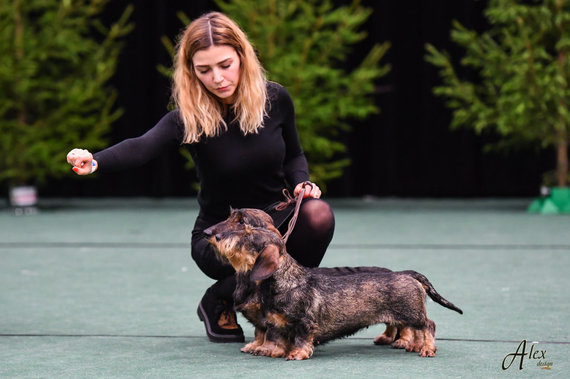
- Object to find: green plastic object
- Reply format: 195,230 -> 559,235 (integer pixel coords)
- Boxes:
527,187 -> 570,214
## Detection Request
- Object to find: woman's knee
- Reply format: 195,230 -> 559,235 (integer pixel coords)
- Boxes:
299,199 -> 335,233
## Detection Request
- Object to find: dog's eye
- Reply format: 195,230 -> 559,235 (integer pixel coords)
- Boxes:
238,218 -> 245,224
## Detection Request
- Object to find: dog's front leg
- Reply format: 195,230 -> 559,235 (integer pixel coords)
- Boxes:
286,334 -> 315,360
252,327 -> 288,358
241,327 -> 265,354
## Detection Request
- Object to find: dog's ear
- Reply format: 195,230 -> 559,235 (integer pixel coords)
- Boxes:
250,243 -> 280,281
267,225 -> 282,237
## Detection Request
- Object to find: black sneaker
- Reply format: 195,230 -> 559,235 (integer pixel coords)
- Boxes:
197,292 -> 244,343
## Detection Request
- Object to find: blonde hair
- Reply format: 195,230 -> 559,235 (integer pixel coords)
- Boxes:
172,12 -> 267,143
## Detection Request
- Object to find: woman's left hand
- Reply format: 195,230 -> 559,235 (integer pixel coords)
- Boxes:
294,181 -> 321,199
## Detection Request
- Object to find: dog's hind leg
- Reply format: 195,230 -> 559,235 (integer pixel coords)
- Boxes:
373,324 -> 398,345
407,329 -> 425,353
391,326 -> 415,350
418,320 -> 437,357
393,325 -> 437,357
419,328 -> 437,357
427,318 -> 436,338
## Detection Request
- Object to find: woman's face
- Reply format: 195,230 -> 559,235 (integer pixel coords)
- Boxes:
192,45 -> 241,104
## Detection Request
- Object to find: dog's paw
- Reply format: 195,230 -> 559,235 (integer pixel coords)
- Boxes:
269,346 -> 287,358
252,343 -> 286,358
374,334 -> 395,345
252,346 -> 272,356
374,325 -> 398,345
406,343 -> 421,353
285,346 -> 313,360
419,346 -> 437,357
391,338 -> 409,350
392,327 -> 417,351
241,341 -> 261,354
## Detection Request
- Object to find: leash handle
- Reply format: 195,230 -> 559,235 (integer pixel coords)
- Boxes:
281,181 -> 314,243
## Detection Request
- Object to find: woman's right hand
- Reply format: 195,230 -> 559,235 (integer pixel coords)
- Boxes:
67,148 -> 96,175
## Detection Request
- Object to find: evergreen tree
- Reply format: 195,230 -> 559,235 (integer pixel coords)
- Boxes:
426,0 -> 570,188
162,0 -> 389,187
0,0 -> 133,187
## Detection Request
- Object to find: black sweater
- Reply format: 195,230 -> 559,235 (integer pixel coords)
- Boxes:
94,82 -> 309,220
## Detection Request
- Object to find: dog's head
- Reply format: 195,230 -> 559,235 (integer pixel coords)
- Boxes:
204,209 -> 284,280
204,208 -> 281,238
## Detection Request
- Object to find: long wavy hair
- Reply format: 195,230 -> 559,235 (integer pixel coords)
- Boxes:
172,12 -> 267,143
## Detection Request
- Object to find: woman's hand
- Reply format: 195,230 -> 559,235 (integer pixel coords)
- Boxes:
66,148 -> 96,175
294,181 -> 321,199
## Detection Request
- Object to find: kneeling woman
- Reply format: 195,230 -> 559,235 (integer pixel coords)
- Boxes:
67,12 -> 335,343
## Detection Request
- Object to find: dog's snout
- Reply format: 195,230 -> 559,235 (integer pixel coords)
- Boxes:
203,227 -> 223,242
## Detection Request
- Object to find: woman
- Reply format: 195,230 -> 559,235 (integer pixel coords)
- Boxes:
67,12 -> 335,343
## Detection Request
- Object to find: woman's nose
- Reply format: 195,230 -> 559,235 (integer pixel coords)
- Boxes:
212,69 -> 223,84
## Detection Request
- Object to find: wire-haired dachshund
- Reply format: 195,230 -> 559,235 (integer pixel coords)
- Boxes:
204,208 -> 463,360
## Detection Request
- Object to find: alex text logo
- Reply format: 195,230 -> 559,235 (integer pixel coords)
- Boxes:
502,340 -> 553,371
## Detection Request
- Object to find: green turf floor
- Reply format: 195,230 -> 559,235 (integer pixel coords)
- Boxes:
1,198 -> 569,378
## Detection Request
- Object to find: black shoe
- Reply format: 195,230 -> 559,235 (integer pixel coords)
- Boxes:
197,292 -> 244,343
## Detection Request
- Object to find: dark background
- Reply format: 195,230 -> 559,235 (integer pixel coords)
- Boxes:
42,0 -> 553,199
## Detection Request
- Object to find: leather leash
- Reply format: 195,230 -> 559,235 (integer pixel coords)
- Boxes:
276,181 -> 315,243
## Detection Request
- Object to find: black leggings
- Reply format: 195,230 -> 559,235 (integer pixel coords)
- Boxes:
191,199 -> 335,301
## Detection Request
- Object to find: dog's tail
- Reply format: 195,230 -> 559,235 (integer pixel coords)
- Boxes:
402,270 -> 463,314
